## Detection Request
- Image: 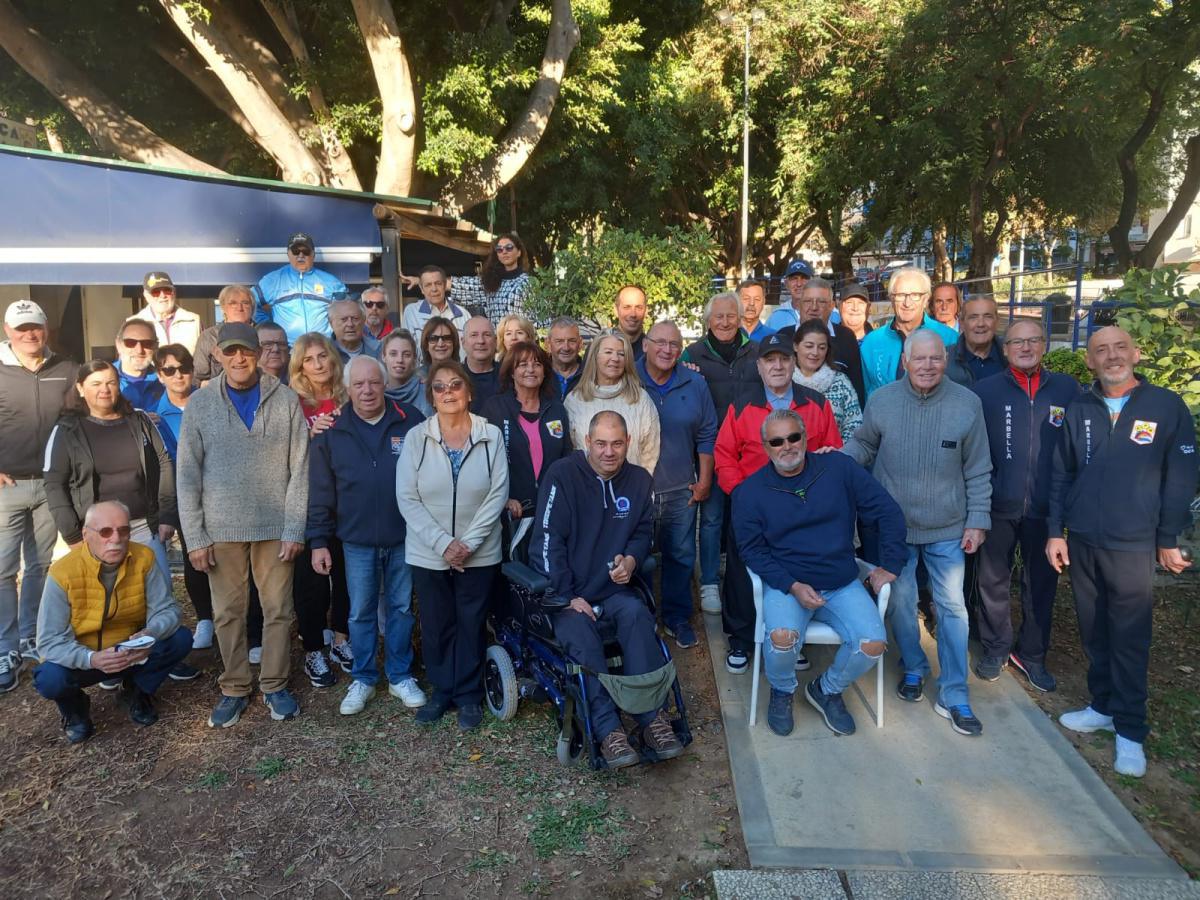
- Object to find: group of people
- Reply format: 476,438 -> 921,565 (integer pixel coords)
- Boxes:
0,233 -> 1194,781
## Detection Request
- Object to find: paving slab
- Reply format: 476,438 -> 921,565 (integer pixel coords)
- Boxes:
703,614 -> 1186,878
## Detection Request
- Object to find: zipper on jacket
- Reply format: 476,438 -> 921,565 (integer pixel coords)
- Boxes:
1022,384 -> 1036,518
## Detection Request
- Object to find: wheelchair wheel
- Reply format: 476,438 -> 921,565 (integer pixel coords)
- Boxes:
556,713 -> 586,767
483,644 -> 519,721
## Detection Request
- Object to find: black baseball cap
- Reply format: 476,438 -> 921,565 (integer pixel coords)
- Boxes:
287,232 -> 315,252
840,281 -> 869,302
216,322 -> 260,352
757,332 -> 792,359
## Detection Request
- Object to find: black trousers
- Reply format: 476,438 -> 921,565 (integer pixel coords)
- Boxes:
720,494 -> 756,653
553,591 -> 667,738
976,516 -> 1058,663
292,538 -> 350,652
412,564 -> 496,705
1068,538 -> 1155,743
179,533 -> 213,621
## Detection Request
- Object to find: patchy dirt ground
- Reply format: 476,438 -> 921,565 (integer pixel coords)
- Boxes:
0,588 -> 747,899
1014,576 -> 1200,878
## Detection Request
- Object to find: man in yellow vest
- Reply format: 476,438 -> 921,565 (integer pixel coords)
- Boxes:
33,501 -> 192,744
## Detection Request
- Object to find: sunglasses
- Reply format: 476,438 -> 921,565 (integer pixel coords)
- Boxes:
85,525 -> 131,539
289,246 -> 312,256
158,364 -> 194,377
122,337 -> 157,350
495,243 -> 517,252
220,345 -> 256,357
429,334 -> 454,343
432,379 -> 466,394
766,432 -> 804,448
148,287 -> 175,297
363,300 -> 387,309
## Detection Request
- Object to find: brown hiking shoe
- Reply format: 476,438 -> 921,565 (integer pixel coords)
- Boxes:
600,728 -> 639,769
642,710 -> 683,760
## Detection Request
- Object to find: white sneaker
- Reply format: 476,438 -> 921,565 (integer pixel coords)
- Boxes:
339,681 -> 375,716
1059,706 -> 1115,734
192,619 -> 214,650
248,646 -> 263,666
1115,735 -> 1147,777
389,677 -> 428,708
700,584 -> 721,615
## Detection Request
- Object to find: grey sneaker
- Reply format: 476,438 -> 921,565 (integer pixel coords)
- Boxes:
263,689 -> 300,721
974,655 -> 1005,682
329,640 -> 353,673
207,695 -> 249,729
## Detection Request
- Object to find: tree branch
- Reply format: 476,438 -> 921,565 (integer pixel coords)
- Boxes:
351,0 -> 418,197
151,39 -> 263,147
1107,80 -> 1169,270
1135,133 -> 1200,269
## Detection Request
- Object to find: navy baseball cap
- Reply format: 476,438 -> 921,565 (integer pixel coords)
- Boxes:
217,322 -> 260,352
784,259 -> 813,279
287,232 -> 315,252
757,332 -> 792,359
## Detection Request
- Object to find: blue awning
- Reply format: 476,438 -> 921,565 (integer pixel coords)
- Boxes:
0,147 -> 390,286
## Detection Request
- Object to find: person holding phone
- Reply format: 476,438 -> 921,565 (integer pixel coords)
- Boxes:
32,501 -> 193,744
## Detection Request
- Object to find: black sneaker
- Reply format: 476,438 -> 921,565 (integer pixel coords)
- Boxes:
896,673 -> 924,703
61,691 -> 94,744
726,648 -> 749,674
415,694 -> 452,725
0,649 -> 19,693
1009,654 -> 1057,692
304,650 -> 336,688
974,655 -> 1005,682
766,687 -> 794,736
168,662 -> 201,682
665,621 -> 698,649
935,701 -> 983,736
795,652 -> 811,671
119,684 -> 159,726
457,703 -> 483,730
805,678 -> 856,735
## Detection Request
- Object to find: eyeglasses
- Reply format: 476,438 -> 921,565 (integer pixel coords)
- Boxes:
148,287 -> 175,297
432,379 -> 466,394
259,340 -> 287,351
220,345 -> 256,357
1005,336 -> 1046,347
495,243 -> 517,252
84,525 -> 131,539
892,292 -> 927,304
645,337 -> 683,351
122,337 -> 157,349
766,432 -> 805,448
158,365 -> 193,377
429,334 -> 454,344
363,300 -> 387,310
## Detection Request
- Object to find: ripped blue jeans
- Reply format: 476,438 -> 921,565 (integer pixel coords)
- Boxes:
762,578 -> 886,695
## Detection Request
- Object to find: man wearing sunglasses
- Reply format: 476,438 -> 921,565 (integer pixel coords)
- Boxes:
130,271 -> 202,354
361,286 -> 398,342
733,410 -> 906,737
252,232 -> 348,346
32,500 -> 193,744
114,318 -> 164,410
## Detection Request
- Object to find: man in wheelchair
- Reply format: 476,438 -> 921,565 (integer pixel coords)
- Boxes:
732,409 -> 907,737
531,410 -> 685,769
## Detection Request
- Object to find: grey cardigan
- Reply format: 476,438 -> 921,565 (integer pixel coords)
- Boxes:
176,372 -> 310,549
842,376 -> 993,544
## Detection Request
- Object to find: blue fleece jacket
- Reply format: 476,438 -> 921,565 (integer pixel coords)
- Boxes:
153,390 -> 191,461
118,366 -> 163,411
859,315 -> 958,397
637,359 -> 718,493
306,400 -> 425,548
732,451 -> 908,593
531,451 -> 654,605
972,367 -> 1082,520
1048,376 -> 1197,551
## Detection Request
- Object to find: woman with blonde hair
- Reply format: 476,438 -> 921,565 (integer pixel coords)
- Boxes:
496,314 -> 536,365
288,333 -> 349,437
564,331 -> 660,472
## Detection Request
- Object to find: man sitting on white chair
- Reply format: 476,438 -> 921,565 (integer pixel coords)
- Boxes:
731,409 -> 907,736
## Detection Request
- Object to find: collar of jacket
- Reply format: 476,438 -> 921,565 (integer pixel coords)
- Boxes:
902,373 -> 950,401
492,389 -> 556,419
421,411 -> 494,445
418,298 -> 467,318
0,341 -> 52,367
1087,372 -> 1147,403
703,330 -> 750,353
328,399 -> 411,434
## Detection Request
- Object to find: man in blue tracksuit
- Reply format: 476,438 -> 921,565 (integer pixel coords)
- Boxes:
307,356 -> 427,717
972,318 -> 1081,689
638,322 -> 718,649
1047,326 -> 1197,778
531,410 -> 683,769
253,232 -> 348,346
733,408 -> 908,737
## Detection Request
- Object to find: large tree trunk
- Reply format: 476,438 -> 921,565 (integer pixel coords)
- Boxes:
440,0 -> 580,214
152,41 -> 264,149
931,221 -> 952,282
0,0 -> 217,172
351,0 -> 418,197
158,0 -> 325,185
1107,82 -> 1168,272
1134,133 -> 1200,269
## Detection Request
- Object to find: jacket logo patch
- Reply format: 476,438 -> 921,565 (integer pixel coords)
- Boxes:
391,436 -> 404,455
941,439 -> 957,449
1182,444 -> 1195,455
614,496 -> 631,518
1131,420 -> 1157,445
314,283 -> 325,295
546,419 -> 564,439
1048,406 -> 1065,427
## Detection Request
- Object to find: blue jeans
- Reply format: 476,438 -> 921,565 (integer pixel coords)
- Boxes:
891,540 -> 970,706
654,488 -> 697,626
698,483 -> 725,586
762,579 -> 886,695
342,542 -> 416,686
0,479 -> 58,653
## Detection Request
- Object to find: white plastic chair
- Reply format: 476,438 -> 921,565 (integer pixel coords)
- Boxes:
747,559 -> 889,728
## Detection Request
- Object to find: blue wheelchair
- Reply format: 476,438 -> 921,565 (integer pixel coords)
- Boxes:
483,551 -> 693,769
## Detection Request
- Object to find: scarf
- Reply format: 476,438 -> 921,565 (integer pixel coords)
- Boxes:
386,377 -> 425,407
707,330 -> 740,364
793,364 -> 838,394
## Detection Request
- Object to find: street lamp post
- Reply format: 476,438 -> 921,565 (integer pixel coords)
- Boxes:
718,7 -> 765,281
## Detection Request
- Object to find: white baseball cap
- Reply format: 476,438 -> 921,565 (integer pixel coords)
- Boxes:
4,300 -> 47,328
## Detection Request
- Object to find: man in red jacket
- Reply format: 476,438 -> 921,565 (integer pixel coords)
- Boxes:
714,332 -> 842,674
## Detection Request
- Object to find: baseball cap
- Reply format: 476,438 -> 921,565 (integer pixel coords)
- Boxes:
784,259 -> 813,279
216,322 -> 260,352
757,332 -> 792,359
840,281 -> 869,302
287,232 -> 315,252
143,271 -> 175,291
4,299 -> 47,328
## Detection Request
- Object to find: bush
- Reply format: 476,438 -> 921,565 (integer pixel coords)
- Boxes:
1043,347 -> 1091,385
524,225 -> 718,331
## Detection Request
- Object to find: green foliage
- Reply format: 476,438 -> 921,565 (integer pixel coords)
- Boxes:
1112,266 -> 1200,424
1043,348 -> 1091,385
525,225 -> 717,329
526,798 -> 624,858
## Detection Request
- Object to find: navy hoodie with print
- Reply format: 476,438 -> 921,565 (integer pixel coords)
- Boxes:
1048,376 -> 1197,551
531,450 -> 653,605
